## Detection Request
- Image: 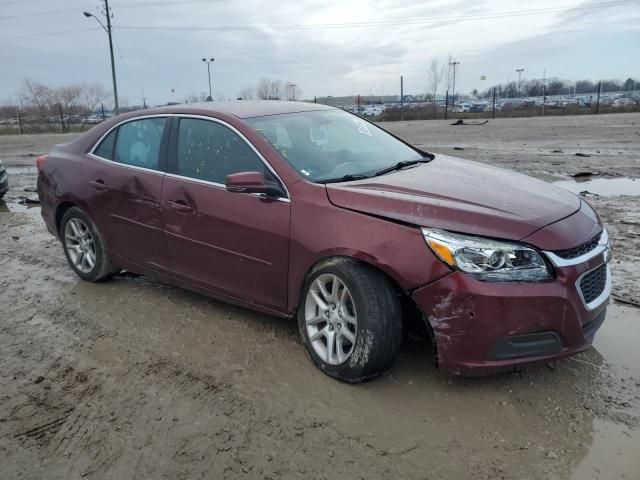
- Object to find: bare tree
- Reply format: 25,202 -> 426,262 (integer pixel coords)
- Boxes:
269,79 -> 283,100
19,79 -> 111,132
256,78 -> 284,100
79,83 -> 109,129
21,79 -> 55,126
427,59 -> 444,116
238,86 -> 255,100
184,93 -> 200,104
256,78 -> 271,100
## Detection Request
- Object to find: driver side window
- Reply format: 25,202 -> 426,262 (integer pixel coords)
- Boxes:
176,118 -> 266,184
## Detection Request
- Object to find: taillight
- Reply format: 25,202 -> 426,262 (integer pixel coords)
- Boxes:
36,154 -> 48,171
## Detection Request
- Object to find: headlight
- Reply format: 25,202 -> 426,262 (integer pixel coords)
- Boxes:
421,228 -> 551,282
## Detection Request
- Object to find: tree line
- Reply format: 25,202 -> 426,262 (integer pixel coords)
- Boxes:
1,79 -> 109,132
237,78 -> 302,101
478,77 -> 638,99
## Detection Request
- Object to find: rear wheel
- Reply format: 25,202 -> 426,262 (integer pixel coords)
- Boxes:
298,258 -> 402,383
61,207 -> 119,282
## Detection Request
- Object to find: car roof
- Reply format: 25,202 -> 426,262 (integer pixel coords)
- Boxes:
138,100 -> 336,119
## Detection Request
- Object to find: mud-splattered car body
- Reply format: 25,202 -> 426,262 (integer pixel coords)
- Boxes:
37,101 -> 611,376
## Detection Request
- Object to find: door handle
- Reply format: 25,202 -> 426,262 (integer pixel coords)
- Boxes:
166,199 -> 193,212
89,179 -> 107,190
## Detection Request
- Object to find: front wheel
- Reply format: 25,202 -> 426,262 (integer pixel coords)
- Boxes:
61,207 -> 119,282
298,258 -> 402,383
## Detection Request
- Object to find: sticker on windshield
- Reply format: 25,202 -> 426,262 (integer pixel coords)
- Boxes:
310,126 -> 328,146
351,117 -> 372,136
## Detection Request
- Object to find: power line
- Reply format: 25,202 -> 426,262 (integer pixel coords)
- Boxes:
0,0 -> 43,6
0,0 -> 228,20
113,0 -> 639,31
0,0 -> 636,23
112,0 -> 226,6
8,27 -> 100,40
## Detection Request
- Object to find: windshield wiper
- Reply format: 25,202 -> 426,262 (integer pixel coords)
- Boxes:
316,174 -> 370,184
374,159 -> 431,177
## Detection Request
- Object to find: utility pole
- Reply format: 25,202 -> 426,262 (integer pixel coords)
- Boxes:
449,61 -> 460,112
202,58 -> 214,101
492,88 -> 496,119
400,76 -> 404,121
542,69 -> 546,116
104,0 -> 118,114
286,83 -> 297,101
16,105 -> 22,135
516,68 -> 524,97
83,1 -> 119,114
444,89 -> 449,120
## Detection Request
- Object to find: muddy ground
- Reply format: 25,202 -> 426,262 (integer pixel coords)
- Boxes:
0,113 -> 638,479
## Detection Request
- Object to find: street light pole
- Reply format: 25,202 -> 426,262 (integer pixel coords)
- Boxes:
202,58 -> 214,101
516,68 -> 524,97
449,61 -> 460,110
83,0 -> 119,114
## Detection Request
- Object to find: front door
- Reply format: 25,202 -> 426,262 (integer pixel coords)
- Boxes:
88,116 -> 170,272
162,116 -> 290,311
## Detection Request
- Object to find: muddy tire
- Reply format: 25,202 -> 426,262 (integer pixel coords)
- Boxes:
60,207 -> 119,282
298,258 -> 402,383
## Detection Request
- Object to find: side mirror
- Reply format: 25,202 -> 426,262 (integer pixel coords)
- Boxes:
225,171 -> 284,197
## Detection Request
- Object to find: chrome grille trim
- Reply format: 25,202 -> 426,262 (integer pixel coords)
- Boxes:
544,228 -> 609,267
576,263 -> 612,311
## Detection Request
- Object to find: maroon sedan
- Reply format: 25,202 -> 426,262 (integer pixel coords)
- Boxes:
37,101 -> 611,382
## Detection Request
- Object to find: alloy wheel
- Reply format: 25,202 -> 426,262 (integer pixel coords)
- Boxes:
64,218 -> 97,274
304,273 -> 358,365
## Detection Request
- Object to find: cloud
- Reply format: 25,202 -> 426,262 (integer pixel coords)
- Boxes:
0,0 -> 637,105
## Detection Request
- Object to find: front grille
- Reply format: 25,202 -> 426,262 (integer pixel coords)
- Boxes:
579,264 -> 607,304
555,232 -> 601,260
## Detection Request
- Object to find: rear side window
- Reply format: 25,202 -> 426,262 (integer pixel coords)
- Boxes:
114,118 -> 166,170
176,118 -> 265,184
93,129 -> 116,160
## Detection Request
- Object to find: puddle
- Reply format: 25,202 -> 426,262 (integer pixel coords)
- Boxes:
554,177 -> 640,196
569,303 -> 640,478
0,201 -> 40,213
570,419 -> 640,479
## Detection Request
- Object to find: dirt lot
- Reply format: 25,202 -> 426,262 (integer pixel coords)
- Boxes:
0,113 -> 638,479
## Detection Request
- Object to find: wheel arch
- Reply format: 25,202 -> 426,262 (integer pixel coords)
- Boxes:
294,253 -> 435,347
55,201 -> 77,236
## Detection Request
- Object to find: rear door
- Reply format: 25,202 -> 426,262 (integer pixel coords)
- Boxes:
88,116 -> 170,272
162,116 -> 290,311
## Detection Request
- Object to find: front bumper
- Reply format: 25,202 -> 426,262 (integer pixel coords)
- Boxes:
412,249 -> 610,376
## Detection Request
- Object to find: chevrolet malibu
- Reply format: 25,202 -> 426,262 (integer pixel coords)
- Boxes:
37,101 -> 611,382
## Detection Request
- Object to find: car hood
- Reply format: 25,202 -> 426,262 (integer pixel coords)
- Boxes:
325,155 -> 581,241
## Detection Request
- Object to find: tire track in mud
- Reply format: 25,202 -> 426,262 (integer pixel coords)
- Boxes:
0,223 -> 426,479
1,190 -> 639,478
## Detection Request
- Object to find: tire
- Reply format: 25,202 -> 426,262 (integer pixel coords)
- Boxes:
60,207 -> 119,282
298,257 -> 403,383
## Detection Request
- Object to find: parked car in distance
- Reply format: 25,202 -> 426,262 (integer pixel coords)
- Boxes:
0,159 -> 8,199
37,101 -> 611,382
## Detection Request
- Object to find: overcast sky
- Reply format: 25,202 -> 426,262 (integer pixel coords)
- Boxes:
1,0 -> 639,106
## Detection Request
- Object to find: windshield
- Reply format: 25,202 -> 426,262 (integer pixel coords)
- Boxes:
246,110 -> 424,182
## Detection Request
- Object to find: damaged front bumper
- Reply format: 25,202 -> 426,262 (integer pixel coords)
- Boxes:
411,250 -> 610,376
